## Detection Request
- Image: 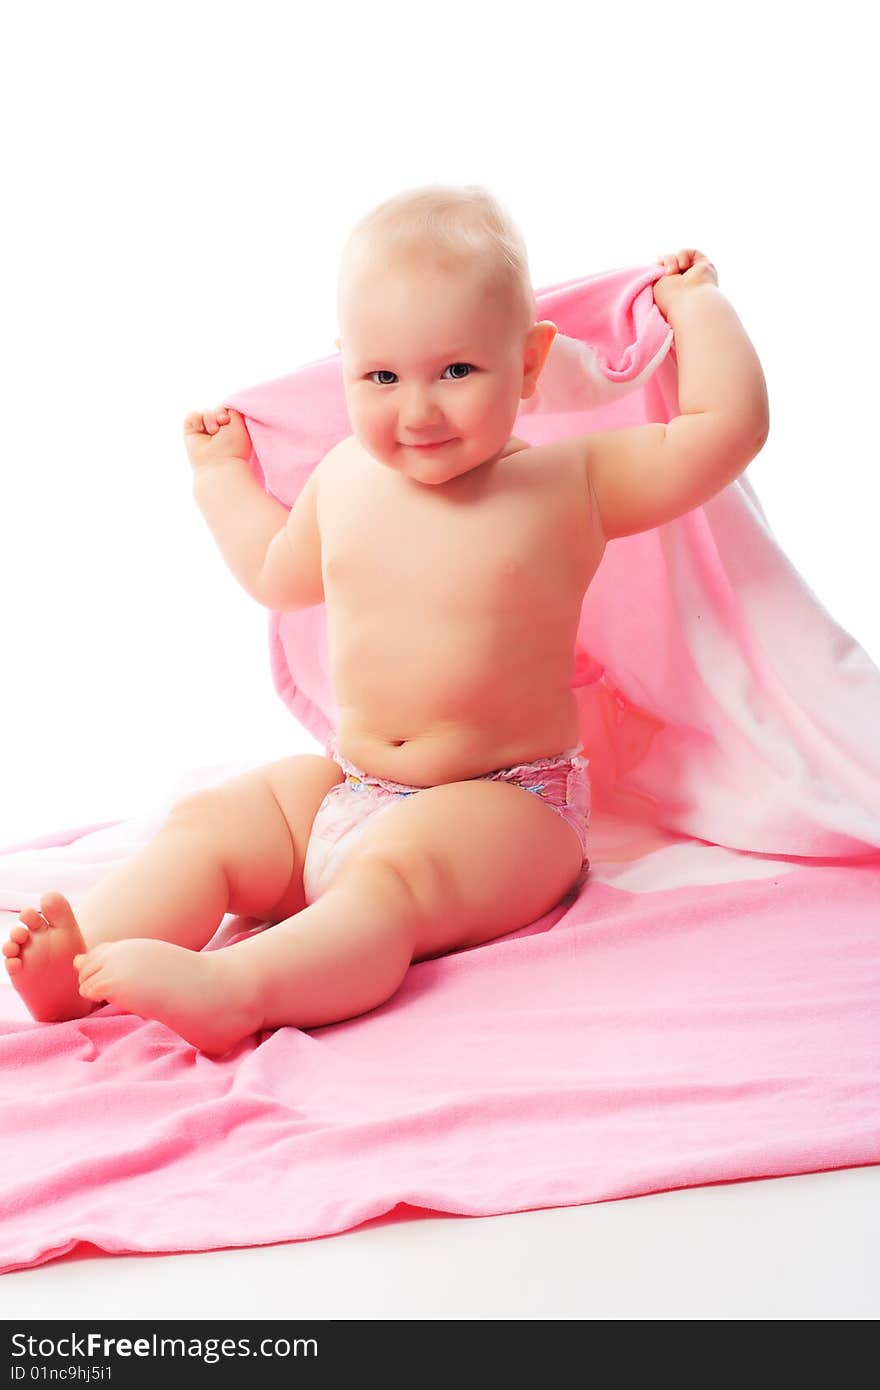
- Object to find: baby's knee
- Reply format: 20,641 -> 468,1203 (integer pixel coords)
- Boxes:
164,783 -> 285,854
164,788 -> 227,834
163,779 -> 298,920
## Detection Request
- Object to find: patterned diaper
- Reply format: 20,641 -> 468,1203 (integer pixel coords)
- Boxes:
301,734 -> 591,906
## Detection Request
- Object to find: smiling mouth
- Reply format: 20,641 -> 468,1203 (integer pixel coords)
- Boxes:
407,439 -> 454,449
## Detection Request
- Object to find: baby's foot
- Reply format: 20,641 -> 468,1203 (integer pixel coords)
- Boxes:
74,938 -> 262,1056
3,891 -> 97,1022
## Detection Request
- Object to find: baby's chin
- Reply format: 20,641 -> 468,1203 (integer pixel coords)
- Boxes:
361,437 -> 501,485
400,452 -> 477,485
363,439 -> 464,483
397,440 -> 511,484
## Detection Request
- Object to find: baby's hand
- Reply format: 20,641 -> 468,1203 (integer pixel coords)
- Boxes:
652,248 -> 718,318
183,406 -> 253,471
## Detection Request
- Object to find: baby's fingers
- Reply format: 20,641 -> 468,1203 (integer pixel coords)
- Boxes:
184,407 -> 231,436
656,249 -> 702,273
203,407 -> 231,435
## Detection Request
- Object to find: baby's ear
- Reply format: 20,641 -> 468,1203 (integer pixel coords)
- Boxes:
531,320 -> 558,373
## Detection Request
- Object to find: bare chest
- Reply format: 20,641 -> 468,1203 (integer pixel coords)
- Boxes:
315,436 -> 605,782
320,438 -> 598,611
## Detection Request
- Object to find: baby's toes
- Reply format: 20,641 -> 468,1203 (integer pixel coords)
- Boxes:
77,965 -> 109,1002
3,925 -> 29,973
18,907 -> 47,933
3,923 -> 30,953
74,947 -> 108,992
39,890 -> 73,922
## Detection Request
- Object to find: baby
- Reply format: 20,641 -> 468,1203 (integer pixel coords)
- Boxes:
3,184 -> 769,1055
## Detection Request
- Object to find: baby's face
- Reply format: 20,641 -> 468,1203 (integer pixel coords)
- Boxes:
337,258 -> 553,486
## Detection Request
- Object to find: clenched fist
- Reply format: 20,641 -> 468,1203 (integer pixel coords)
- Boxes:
183,406 -> 253,471
652,249 -> 718,319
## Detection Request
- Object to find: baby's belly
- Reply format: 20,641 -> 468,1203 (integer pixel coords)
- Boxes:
328,612 -> 581,786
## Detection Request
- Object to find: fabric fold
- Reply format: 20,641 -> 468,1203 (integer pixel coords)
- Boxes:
224,263 -> 880,858
1,261 -> 878,1277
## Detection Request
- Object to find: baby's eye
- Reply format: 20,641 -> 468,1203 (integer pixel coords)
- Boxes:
366,363 -> 475,386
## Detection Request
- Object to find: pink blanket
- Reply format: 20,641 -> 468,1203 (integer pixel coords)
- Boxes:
2,264 -> 878,1276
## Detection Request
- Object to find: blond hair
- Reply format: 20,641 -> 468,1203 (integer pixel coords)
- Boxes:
337,183 -> 537,336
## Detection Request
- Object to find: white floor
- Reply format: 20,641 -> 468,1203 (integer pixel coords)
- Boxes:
3,1164 -> 877,1321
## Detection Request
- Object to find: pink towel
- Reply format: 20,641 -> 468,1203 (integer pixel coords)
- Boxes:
1,263 -> 878,1275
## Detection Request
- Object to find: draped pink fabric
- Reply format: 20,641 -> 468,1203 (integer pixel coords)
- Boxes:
1,263 -> 878,1275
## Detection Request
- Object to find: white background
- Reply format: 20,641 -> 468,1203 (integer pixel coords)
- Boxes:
2,0 -> 877,848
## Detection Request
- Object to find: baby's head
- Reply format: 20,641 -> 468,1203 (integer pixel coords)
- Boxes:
335,184 -> 557,485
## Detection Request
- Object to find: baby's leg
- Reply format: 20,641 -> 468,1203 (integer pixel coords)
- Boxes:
2,755 -> 343,1025
3,810 -> 234,1026
87,773 -> 583,1056
9,768 -> 582,1056
74,851 -> 423,1056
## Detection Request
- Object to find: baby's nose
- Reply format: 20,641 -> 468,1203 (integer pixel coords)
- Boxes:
402,397 -> 442,429
404,416 -> 443,433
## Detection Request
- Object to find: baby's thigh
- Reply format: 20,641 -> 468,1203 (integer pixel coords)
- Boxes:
170,753 -> 344,921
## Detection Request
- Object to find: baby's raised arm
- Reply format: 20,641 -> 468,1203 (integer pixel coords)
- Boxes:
184,407 -> 322,610
184,406 -> 289,602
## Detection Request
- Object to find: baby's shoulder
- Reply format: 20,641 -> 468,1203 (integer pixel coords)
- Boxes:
312,435 -> 354,493
322,434 -> 364,473
522,435 -> 583,474
318,435 -> 354,468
